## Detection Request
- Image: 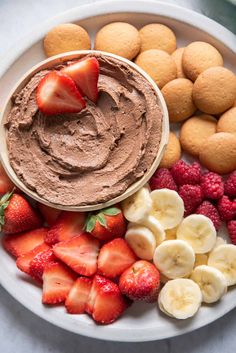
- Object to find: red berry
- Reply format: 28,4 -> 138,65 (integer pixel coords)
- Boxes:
227,220 -> 236,245
217,196 -> 236,221
119,260 -> 160,303
171,160 -> 201,186
179,184 -> 203,216
149,168 -> 177,191
196,201 -> 221,230
200,172 -> 224,200
224,171 -> 236,198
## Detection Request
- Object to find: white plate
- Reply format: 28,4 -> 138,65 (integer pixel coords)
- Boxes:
0,0 -> 235,343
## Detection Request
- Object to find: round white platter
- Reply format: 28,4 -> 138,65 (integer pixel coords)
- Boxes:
0,0 -> 235,342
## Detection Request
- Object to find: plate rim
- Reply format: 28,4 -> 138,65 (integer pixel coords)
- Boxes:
0,0 -> 235,342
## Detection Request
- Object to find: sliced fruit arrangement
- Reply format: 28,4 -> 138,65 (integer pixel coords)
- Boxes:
0,161 -> 235,324
36,57 -> 100,115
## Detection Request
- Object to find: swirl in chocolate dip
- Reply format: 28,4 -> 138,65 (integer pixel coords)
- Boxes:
6,54 -> 163,206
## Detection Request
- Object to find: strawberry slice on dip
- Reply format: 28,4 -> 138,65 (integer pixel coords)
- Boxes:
36,71 -> 86,115
62,57 -> 99,103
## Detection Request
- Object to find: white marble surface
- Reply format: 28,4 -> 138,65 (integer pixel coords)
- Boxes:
0,0 -> 235,351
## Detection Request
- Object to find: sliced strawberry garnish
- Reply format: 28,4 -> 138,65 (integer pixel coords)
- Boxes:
53,233 -> 99,276
45,211 -> 86,245
98,238 -> 137,278
65,277 -> 92,314
37,202 -> 61,226
86,275 -> 129,324
36,71 -> 86,115
0,163 -> 14,195
62,57 -> 99,103
29,248 -> 56,282
16,242 -> 50,276
2,227 -> 48,257
42,262 -> 76,304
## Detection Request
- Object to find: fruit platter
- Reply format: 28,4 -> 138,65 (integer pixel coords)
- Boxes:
0,0 -> 235,342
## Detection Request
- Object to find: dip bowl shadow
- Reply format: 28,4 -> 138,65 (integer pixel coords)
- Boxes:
0,50 -> 169,211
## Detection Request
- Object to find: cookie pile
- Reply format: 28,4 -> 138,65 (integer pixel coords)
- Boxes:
43,21 -> 236,175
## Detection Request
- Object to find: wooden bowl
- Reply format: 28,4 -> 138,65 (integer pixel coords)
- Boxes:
0,50 -> 169,211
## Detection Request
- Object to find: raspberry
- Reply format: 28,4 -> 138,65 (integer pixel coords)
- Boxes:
217,196 -> 236,221
227,220 -> 236,245
224,171 -> 236,198
200,172 -> 224,200
196,201 -> 221,230
171,160 -> 201,186
179,185 -> 203,216
149,168 -> 177,191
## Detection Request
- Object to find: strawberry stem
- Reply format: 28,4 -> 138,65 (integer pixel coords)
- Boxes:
0,189 -> 14,229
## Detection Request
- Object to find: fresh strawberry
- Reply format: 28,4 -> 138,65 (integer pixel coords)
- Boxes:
65,277 -> 92,314
0,192 -> 42,234
16,242 -> 50,276
38,202 -> 61,226
98,238 -> 137,278
0,163 -> 14,194
85,206 -> 127,242
86,275 -> 129,324
29,249 -> 56,282
62,57 -> 99,103
36,71 -> 86,115
53,233 -> 99,276
2,227 -> 47,257
42,262 -> 76,305
119,260 -> 160,303
45,211 -> 85,245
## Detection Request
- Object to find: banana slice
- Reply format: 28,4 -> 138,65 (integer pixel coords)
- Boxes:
208,244 -> 236,286
165,226 -> 178,240
142,215 -> 165,245
153,239 -> 195,279
150,189 -> 184,229
176,214 -> 216,254
158,279 -> 202,319
122,187 -> 152,223
194,254 -> 208,268
213,236 -> 226,250
125,224 -> 156,260
191,265 -> 227,303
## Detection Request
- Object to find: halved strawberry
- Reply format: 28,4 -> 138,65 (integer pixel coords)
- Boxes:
65,277 -> 92,314
2,227 -> 48,257
86,275 -> 129,324
98,238 -> 137,278
0,163 -> 14,195
36,71 -> 86,115
29,248 -> 56,282
53,233 -> 99,276
0,193 -> 42,234
42,262 -> 76,304
38,202 -> 61,226
16,242 -> 50,276
45,211 -> 86,245
62,57 -> 99,103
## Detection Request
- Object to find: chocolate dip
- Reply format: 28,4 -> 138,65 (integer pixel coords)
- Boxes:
6,54 -> 163,206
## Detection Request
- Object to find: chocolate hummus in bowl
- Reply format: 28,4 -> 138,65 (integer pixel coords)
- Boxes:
0,51 -> 169,211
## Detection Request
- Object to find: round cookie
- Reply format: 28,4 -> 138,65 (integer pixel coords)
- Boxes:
44,23 -> 91,57
193,67 -> 236,115
180,114 -> 217,157
135,49 -> 177,89
171,48 -> 186,78
217,107 -> 236,135
94,22 -> 141,60
139,23 -> 176,54
182,41 -> 223,81
199,132 -> 236,174
159,132 -> 181,168
161,78 -> 196,122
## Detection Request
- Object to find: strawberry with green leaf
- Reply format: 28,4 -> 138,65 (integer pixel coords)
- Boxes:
85,206 -> 127,242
